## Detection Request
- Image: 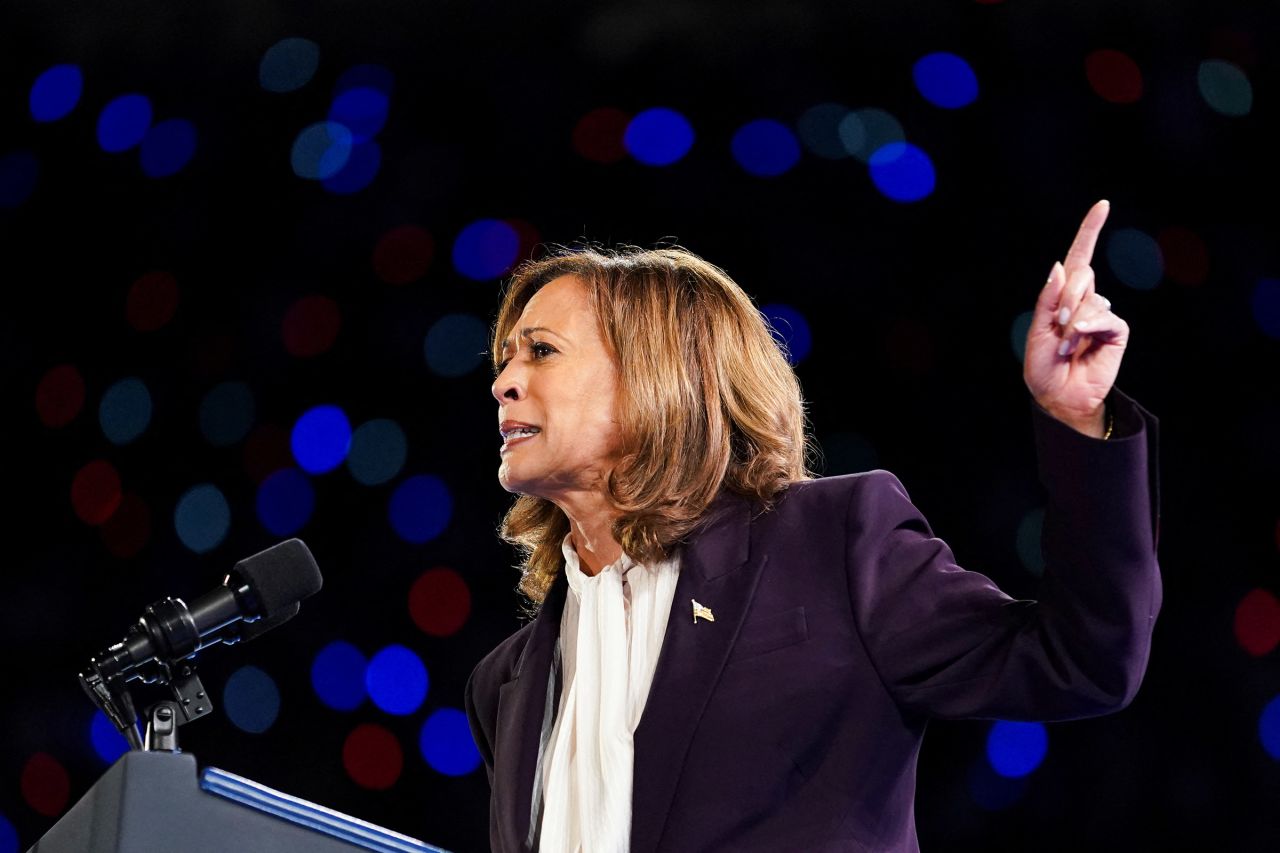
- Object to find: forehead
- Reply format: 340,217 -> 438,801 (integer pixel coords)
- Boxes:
517,275 -> 590,322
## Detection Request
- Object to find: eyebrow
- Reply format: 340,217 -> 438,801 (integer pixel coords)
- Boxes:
499,326 -> 567,351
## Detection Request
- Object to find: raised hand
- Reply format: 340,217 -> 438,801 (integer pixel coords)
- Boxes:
1023,200 -> 1130,438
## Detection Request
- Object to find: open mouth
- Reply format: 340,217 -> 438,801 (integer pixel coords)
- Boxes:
500,425 -> 541,452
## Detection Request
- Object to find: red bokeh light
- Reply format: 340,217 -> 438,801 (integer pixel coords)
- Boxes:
243,424 -> 293,484
572,108 -> 630,164
1234,588 -> 1280,657
342,723 -> 403,790
21,752 -> 70,817
35,364 -> 86,428
1084,49 -> 1144,104
101,491 -> 151,558
1156,226 -> 1209,287
71,460 -> 123,526
409,567 -> 472,637
126,271 -> 179,332
282,294 -> 342,357
506,218 -> 542,272
373,225 -> 434,285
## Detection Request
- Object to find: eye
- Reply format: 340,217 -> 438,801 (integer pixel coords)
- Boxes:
531,341 -> 556,359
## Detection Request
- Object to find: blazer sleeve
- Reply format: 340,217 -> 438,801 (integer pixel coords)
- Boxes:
845,387 -> 1161,721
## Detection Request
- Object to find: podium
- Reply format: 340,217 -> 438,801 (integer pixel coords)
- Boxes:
28,751 -> 450,853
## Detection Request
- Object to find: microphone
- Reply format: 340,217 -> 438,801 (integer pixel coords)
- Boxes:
80,539 -> 322,748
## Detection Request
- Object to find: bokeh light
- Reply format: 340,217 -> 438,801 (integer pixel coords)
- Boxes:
100,492 -> 151,558
837,108 -> 905,163
1016,508 -> 1046,576
797,103 -> 850,160
389,474 -> 453,544
71,459 -> 122,526
322,141 -> 381,195
452,219 -> 520,281
1197,60 -> 1252,117
1233,588 -> 1280,656
913,52 -> 979,109
174,483 -> 231,554
424,313 -> 489,377
347,419 -> 408,486
291,122 -> 353,180
419,709 -> 483,776
731,119 -> 801,177
0,151 -> 39,209
572,107 -> 629,164
126,271 -> 179,331
256,467 -> 316,536
409,567 -> 471,637
1156,227 -> 1209,287
90,709 -> 129,764
1261,695 -> 1280,760
760,303 -> 812,365
1084,49 -> 1143,104
1249,278 -> 1280,339
97,94 -> 153,153
29,64 -> 83,122
140,119 -> 197,178
35,364 -> 85,428
20,753 -> 69,817
366,644 -> 429,715
343,723 -> 403,790
1106,228 -> 1163,290
291,404 -> 353,474
223,665 -> 281,734
373,225 -> 434,285
986,720 -> 1048,778
624,107 -> 695,166
335,64 -> 395,97
282,294 -> 342,357
312,640 -> 368,711
0,813 -> 15,853
99,377 -> 152,445
1010,310 -> 1033,362
259,37 -> 321,93
869,142 -> 936,203
200,381 -> 255,447
966,756 -> 1027,811
328,87 -> 389,143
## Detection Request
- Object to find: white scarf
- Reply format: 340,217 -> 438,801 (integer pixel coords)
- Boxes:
536,536 -> 680,852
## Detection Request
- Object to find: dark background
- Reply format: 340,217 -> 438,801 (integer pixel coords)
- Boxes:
2,0 -> 1278,850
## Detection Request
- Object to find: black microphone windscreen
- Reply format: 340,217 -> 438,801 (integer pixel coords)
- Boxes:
231,539 -> 323,617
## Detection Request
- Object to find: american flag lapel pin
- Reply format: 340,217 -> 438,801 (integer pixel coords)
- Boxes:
692,599 -> 715,624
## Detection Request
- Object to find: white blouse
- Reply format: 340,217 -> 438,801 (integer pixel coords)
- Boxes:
534,535 -> 681,852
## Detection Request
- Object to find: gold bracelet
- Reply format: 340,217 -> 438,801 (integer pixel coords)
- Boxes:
1102,408 -> 1114,440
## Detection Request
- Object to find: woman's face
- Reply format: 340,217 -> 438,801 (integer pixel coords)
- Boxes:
492,275 -> 621,501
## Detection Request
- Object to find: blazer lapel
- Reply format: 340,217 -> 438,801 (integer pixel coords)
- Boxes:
630,494 -> 769,853
492,570 -> 567,852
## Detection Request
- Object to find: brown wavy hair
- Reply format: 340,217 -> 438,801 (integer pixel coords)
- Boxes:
493,246 -> 813,606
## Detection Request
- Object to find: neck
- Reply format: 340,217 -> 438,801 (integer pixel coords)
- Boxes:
556,493 -> 622,577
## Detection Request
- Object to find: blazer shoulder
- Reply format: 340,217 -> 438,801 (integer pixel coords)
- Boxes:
469,618 -> 538,695
776,470 -> 911,515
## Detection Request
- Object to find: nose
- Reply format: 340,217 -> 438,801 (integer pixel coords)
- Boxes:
491,364 -> 524,403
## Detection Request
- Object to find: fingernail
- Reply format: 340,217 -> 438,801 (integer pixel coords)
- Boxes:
1057,307 -> 1070,326
1057,339 -> 1071,356
1075,320 -> 1091,332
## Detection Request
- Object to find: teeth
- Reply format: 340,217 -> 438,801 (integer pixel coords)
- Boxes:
504,427 -> 540,440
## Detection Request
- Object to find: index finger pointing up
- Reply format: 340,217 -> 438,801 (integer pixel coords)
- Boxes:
1064,199 -> 1111,275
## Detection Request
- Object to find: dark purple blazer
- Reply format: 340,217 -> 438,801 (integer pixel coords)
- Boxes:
466,389 -> 1161,851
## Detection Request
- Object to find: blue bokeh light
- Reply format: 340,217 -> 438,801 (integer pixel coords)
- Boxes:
99,377 -> 152,445
347,419 -> 408,486
0,151 -> 39,209
90,710 -> 129,764
1254,279 -> 1280,340
389,474 -> 453,544
425,313 -> 489,377
140,119 -> 197,178
1010,309 -> 1033,362
291,122 -> 353,180
1198,60 -> 1252,118
1106,228 -> 1163,290
869,142 -> 936,203
256,468 -> 316,536
966,756 -> 1028,811
731,119 -> 801,177
986,720 -> 1049,778
366,644 -> 429,715
838,108 -> 904,163
797,103 -> 850,160
97,94 -> 153,153
1260,694 -> 1280,759
199,381 -> 255,447
223,665 -> 281,734
0,813 -> 15,853
760,303 -> 813,365
259,38 -> 321,93
624,107 -> 695,166
311,640 -> 368,712
913,52 -> 979,109
174,483 -> 231,554
420,708 -> 483,776
291,404 -> 353,474
322,141 -> 381,195
30,64 -> 83,122
452,219 -> 520,281
328,87 -> 389,143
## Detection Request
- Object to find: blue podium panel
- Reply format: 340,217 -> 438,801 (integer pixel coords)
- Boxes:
28,751 -> 450,853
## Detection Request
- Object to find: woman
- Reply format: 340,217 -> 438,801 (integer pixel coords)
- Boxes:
466,201 -> 1161,852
